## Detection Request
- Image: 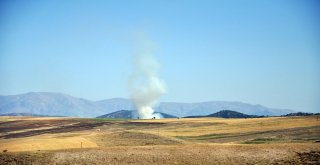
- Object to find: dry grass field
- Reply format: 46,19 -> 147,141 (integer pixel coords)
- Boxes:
0,116 -> 319,164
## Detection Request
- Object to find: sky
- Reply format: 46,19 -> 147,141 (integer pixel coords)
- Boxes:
0,0 -> 319,112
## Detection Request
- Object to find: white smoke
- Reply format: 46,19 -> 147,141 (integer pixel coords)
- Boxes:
129,33 -> 166,119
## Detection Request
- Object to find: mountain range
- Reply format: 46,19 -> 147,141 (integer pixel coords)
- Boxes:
0,92 -> 295,117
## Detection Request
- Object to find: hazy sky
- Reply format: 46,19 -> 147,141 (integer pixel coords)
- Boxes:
1,0 -> 319,112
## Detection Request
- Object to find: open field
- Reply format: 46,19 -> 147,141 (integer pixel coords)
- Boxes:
0,116 -> 319,164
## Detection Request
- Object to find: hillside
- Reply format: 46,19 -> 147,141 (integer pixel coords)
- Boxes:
0,92 -> 295,117
96,110 -> 133,119
207,110 -> 261,118
96,110 -> 177,119
185,110 -> 262,118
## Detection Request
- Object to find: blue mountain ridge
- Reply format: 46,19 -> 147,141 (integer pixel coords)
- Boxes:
0,92 -> 295,117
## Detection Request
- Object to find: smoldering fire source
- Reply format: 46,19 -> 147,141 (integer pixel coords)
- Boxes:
128,35 -> 167,119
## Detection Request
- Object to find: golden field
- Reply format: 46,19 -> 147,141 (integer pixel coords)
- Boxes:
0,116 -> 319,164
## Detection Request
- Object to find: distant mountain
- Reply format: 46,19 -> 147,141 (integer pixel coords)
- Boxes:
157,101 -> 294,117
0,92 -> 295,117
0,113 -> 47,117
0,92 -> 107,117
185,110 -> 262,118
96,110 -> 177,119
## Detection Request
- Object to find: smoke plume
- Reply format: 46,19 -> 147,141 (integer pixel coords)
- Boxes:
129,33 -> 166,119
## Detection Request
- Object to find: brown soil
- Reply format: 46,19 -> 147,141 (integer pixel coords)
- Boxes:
0,119 -> 73,132
0,152 -> 54,165
0,146 -> 319,165
275,151 -> 320,165
0,120 -> 111,139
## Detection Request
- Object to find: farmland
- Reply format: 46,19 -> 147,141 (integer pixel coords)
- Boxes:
0,116 -> 319,164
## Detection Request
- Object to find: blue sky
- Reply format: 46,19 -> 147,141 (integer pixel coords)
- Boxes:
1,0 -> 319,112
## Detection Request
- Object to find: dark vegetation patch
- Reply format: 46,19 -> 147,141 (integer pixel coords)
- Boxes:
0,119 -> 73,132
177,133 -> 229,140
296,151 -> 320,164
282,112 -> 320,117
243,137 -> 284,144
274,151 -> 320,165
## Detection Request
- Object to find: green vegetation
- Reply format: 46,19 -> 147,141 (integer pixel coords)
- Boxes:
243,137 -> 283,144
176,134 -> 229,140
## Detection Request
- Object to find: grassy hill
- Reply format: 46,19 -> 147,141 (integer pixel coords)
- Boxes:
185,110 -> 263,118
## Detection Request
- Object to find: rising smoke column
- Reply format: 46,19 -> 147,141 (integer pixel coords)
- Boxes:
129,33 -> 166,119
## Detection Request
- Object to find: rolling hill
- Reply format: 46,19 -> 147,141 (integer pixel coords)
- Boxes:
185,110 -> 262,118
207,110 -> 262,118
0,92 -> 295,117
